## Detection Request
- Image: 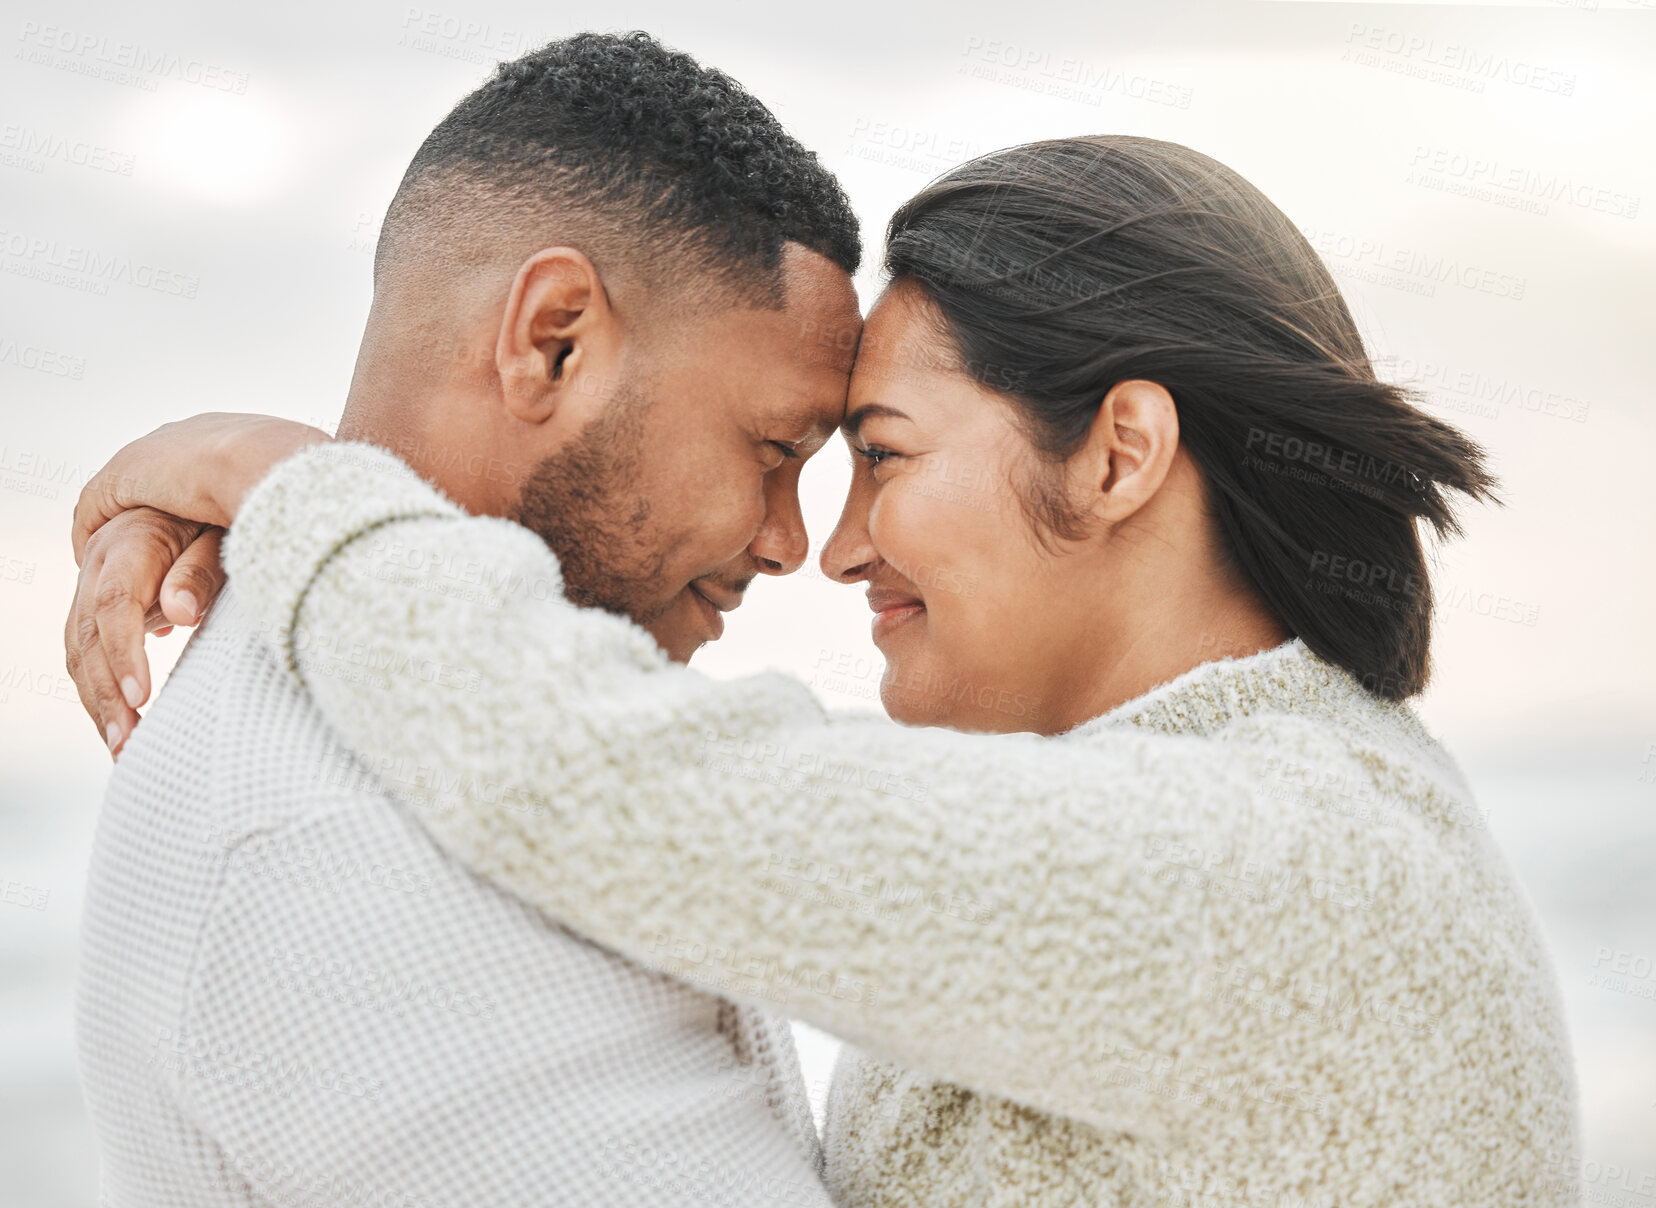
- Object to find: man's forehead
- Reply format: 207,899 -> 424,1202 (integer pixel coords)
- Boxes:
769,375 -> 850,437
779,308 -> 861,431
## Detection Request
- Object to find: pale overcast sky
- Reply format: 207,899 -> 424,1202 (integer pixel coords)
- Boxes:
2,1 -> 1651,1200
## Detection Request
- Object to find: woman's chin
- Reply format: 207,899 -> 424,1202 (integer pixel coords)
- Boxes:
879,651 -> 1044,734
877,681 -> 938,727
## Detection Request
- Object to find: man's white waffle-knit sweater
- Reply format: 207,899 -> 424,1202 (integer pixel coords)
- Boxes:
76,573 -> 833,1200
224,441 -> 1583,1208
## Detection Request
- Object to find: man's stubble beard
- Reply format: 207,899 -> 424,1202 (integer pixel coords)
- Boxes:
509,381 -> 676,626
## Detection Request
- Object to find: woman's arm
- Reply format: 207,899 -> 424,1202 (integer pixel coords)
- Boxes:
224,440 -> 1422,1140
67,415 -> 330,753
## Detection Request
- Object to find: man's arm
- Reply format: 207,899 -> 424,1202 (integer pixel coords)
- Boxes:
221,441 -> 1413,1142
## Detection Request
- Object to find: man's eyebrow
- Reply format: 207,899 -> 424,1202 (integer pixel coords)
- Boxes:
771,404 -> 840,444
841,403 -> 912,438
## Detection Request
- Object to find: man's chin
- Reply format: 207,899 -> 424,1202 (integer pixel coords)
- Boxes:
655,632 -> 706,665
642,592 -> 717,664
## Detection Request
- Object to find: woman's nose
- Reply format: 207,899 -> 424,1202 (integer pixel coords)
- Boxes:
820,475 -> 878,584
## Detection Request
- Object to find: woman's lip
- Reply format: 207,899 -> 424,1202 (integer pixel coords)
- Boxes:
871,602 -> 925,641
689,586 -> 725,641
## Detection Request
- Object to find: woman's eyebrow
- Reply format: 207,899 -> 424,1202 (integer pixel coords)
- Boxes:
841,403 -> 912,438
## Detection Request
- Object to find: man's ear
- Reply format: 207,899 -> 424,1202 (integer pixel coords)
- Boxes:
495,247 -> 616,425
1071,379 -> 1180,523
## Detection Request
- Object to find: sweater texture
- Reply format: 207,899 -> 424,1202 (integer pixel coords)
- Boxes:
224,441 -> 1583,1208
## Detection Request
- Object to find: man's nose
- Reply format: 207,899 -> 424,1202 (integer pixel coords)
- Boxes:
750,474 -> 809,576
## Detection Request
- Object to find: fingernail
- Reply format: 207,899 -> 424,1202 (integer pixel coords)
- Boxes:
121,676 -> 143,709
105,722 -> 123,751
176,590 -> 199,623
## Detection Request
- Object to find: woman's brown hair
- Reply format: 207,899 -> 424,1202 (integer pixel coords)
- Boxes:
884,135 -> 1498,700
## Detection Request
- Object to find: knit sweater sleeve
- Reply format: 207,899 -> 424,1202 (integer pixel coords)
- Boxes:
223,441 -> 1398,1139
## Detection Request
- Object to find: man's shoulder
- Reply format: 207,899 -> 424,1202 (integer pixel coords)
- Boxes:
115,582 -> 359,838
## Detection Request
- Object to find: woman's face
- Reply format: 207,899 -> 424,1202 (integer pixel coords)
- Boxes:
820,283 -> 1103,734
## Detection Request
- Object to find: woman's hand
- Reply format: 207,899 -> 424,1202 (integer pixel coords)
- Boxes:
66,509 -> 224,757
71,413 -> 330,567
66,413 -> 330,756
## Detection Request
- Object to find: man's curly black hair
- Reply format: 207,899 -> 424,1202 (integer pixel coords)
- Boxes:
375,31 -> 860,307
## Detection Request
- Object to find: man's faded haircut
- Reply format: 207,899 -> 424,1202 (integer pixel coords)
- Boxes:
375,30 -> 862,308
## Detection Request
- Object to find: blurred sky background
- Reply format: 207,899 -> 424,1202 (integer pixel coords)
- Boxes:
2,0 -> 1652,1203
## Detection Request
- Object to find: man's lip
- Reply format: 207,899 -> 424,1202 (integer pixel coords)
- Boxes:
688,585 -> 725,640
691,582 -> 743,613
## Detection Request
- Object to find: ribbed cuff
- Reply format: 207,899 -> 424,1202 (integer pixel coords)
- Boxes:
222,441 -> 461,680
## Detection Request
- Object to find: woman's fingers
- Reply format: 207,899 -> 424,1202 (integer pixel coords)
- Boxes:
159,528 -> 225,628
92,509 -> 207,714
78,636 -> 136,757
66,508 -> 207,754
65,544 -> 138,755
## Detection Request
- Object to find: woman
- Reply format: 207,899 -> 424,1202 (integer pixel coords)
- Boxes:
76,137 -> 1578,1206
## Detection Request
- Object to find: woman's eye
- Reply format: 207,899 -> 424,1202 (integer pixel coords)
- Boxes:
855,445 -> 897,467
769,440 -> 801,460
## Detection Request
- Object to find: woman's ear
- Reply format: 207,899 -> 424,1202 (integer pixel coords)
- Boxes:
1073,379 -> 1180,524
495,247 -> 614,425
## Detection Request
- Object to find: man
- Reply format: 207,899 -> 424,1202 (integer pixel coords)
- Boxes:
68,31 -> 863,1207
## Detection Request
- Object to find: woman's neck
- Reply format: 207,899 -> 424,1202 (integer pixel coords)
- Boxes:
1037,571 -> 1293,737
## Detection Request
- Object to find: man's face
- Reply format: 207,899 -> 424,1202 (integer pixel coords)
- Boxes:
512,245 -> 861,662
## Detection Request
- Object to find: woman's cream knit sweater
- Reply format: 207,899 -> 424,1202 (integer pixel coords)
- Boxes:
223,442 -> 1581,1208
